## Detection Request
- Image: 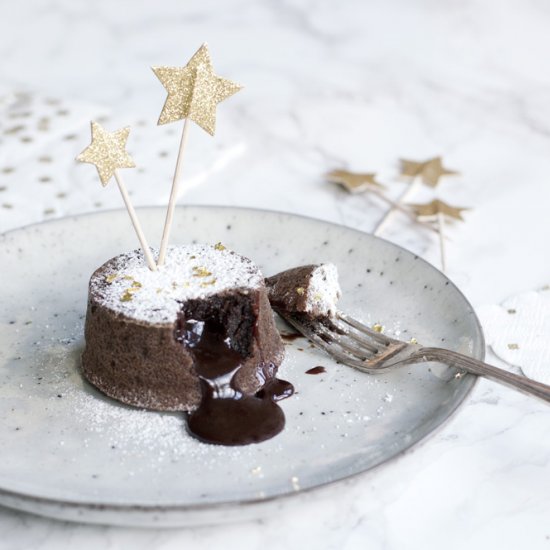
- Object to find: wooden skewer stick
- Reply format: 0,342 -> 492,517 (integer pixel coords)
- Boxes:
114,171 -> 157,271
157,118 -> 191,267
437,211 -> 447,273
373,175 -> 421,236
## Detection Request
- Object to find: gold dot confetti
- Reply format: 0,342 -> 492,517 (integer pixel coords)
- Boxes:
400,157 -> 459,188
76,122 -> 135,186
508,343 -> 519,350
152,43 -> 242,135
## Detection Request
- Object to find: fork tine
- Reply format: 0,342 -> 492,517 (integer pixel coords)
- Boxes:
330,318 -> 386,354
281,314 -> 378,371
337,312 -> 395,344
315,323 -> 376,360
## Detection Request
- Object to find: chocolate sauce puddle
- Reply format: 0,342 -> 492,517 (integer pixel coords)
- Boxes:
176,317 -> 294,446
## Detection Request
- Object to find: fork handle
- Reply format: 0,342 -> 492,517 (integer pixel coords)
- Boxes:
418,347 -> 550,403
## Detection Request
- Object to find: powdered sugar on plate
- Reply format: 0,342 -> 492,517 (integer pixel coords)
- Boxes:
90,244 -> 264,324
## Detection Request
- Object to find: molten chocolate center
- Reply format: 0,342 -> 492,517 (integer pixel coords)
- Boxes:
176,313 -> 293,446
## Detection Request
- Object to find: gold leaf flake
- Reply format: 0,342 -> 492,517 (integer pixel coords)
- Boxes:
200,278 -> 217,287
105,273 -> 118,284
296,287 -> 305,296
192,266 -> 212,277
120,291 -> 134,302
214,242 -> 226,251
373,323 -> 384,333
507,343 -> 519,350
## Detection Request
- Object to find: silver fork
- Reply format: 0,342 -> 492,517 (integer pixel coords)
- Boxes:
276,309 -> 550,403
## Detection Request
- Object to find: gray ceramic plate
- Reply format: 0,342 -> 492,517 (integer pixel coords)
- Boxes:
0,206 -> 484,527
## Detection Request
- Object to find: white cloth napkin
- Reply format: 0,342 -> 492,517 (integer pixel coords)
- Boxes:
477,287 -> 550,384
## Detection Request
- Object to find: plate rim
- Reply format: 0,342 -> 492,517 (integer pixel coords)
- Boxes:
0,205 -> 484,520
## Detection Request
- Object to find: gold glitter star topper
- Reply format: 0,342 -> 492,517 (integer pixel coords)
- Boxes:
326,169 -> 384,194
153,43 -> 242,135
76,122 -> 135,186
373,156 -> 459,235
400,157 -> 458,188
76,122 -> 156,271
153,43 -> 242,267
409,199 -> 469,272
327,169 -> 437,234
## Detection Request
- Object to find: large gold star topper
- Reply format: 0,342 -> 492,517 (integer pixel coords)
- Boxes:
409,199 -> 469,272
76,122 -> 135,186
326,169 -> 385,194
154,44 -> 242,267
152,43 -> 242,135
400,157 -> 458,187
76,121 -> 156,271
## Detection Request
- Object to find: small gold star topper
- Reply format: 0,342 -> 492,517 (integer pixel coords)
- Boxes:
409,199 -> 469,272
152,43 -> 242,135
76,121 -> 135,186
76,121 -> 156,271
400,157 -> 458,187
154,44 -> 242,267
326,169 -> 384,194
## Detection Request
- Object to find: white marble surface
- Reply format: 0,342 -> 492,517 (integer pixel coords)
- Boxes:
1,0 -> 550,548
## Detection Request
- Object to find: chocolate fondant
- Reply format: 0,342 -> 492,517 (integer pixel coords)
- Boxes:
82,245 -> 285,414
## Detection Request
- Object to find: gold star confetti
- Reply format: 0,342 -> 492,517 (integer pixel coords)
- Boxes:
409,200 -> 469,273
76,122 -> 135,186
409,199 -> 468,221
152,43 -> 242,135
326,169 -> 385,194
400,157 -> 458,187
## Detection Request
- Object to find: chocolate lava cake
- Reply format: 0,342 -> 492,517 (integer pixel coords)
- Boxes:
82,244 -> 285,420
266,263 -> 341,319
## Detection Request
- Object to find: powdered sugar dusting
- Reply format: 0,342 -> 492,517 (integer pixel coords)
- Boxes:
305,264 -> 341,318
90,244 -> 264,324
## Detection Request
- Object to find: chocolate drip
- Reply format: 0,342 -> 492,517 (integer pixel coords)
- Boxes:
176,315 -> 294,446
306,366 -> 326,375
